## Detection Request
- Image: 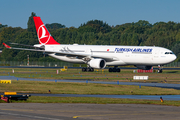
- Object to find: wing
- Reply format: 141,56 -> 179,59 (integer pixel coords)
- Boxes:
3,43 -> 45,52
10,43 -> 44,48
2,43 -> 118,62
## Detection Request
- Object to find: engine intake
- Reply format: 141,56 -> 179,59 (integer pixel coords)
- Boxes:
88,59 -> 106,69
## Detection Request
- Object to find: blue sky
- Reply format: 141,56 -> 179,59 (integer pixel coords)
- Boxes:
1,0 -> 180,28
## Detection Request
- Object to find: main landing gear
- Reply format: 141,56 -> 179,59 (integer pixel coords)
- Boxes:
81,66 -> 121,72
108,66 -> 121,72
82,67 -> 94,72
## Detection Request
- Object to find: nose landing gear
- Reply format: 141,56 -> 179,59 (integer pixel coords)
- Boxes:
158,65 -> 163,73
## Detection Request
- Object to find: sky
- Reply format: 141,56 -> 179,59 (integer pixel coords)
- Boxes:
1,0 -> 180,29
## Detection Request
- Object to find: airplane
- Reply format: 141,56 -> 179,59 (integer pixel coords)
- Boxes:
3,16 -> 177,73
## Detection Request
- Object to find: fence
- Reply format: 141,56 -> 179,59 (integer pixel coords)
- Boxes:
0,61 -> 75,67
164,62 -> 180,67
0,61 -> 179,68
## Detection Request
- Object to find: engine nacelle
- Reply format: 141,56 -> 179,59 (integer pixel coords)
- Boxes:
135,65 -> 152,70
88,59 -> 106,69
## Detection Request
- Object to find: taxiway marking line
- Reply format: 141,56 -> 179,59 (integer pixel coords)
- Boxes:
0,111 -> 62,120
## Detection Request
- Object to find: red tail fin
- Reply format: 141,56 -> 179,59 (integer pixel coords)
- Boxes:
33,16 -> 60,45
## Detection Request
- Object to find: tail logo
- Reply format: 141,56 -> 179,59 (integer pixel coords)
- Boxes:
38,25 -> 50,44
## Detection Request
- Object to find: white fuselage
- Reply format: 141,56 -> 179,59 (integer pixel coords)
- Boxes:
44,44 -> 176,66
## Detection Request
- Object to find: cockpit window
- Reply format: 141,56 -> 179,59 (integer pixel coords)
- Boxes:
165,52 -> 174,54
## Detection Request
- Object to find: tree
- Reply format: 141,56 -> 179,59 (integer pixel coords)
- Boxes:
78,20 -> 112,33
131,34 -> 139,45
46,23 -> 65,30
134,20 -> 152,27
0,24 -> 8,32
27,12 -> 36,32
172,43 -> 180,56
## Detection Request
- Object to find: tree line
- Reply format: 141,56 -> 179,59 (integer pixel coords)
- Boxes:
0,12 -> 180,62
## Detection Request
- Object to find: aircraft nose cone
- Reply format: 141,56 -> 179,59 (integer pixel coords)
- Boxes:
170,54 -> 177,62
173,54 -> 177,61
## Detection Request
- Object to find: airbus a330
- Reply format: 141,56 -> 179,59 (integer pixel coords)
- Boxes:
3,16 -> 177,73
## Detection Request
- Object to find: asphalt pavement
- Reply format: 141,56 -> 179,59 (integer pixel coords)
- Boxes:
1,103 -> 180,120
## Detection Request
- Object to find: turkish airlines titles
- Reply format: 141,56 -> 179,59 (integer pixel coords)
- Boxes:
115,48 -> 153,53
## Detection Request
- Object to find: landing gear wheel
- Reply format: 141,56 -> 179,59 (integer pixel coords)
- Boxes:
82,67 -> 94,72
116,68 -> 120,72
158,69 -> 162,73
87,68 -> 91,72
82,67 -> 87,72
109,68 -> 113,72
113,68 -> 117,72
157,65 -> 163,73
108,67 -> 121,72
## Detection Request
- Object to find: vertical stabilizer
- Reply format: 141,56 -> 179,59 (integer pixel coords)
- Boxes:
33,16 -> 60,45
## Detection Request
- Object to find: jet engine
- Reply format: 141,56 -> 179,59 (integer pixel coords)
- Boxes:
135,65 -> 152,70
88,59 -> 106,69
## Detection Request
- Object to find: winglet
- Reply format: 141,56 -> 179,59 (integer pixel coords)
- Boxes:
3,43 -> 11,48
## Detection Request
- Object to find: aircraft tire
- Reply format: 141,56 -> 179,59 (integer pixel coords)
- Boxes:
87,68 -> 90,72
109,68 -> 113,72
109,68 -> 121,72
113,68 -> 117,72
82,67 -> 87,72
158,69 -> 162,73
116,68 -> 121,72
82,67 -> 94,72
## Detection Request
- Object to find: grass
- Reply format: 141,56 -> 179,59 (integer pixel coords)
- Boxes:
2,96 -> 180,106
0,68 -> 180,83
0,68 -> 180,105
0,80 -> 180,95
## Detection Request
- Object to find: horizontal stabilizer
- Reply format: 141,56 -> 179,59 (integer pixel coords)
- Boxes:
3,43 -> 11,48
